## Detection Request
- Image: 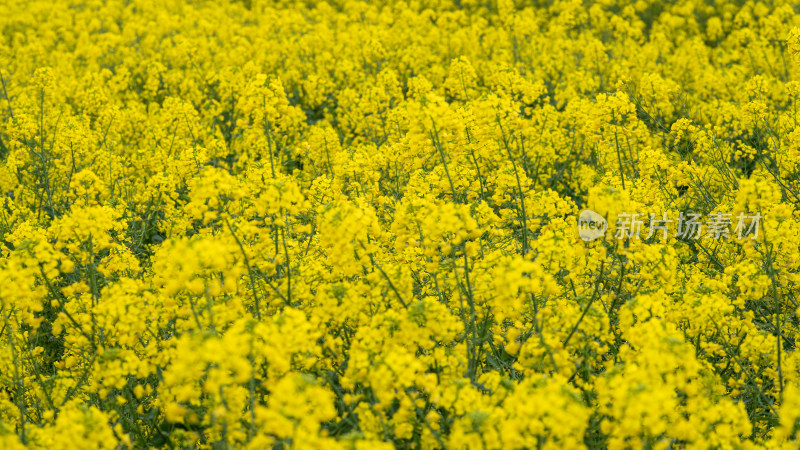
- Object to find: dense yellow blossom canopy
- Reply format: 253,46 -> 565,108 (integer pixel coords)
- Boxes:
1,0 -> 800,448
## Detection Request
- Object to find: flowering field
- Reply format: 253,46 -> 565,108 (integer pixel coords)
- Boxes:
2,0 -> 800,448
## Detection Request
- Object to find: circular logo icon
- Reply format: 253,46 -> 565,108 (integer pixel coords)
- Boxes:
578,209 -> 607,241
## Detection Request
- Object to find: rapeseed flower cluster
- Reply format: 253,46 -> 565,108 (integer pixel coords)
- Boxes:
1,0 -> 800,447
